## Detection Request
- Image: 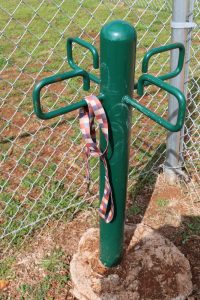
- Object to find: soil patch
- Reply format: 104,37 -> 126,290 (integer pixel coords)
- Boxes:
70,225 -> 192,300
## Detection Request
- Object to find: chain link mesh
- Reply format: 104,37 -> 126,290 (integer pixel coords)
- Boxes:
183,0 -> 200,196
0,0 -> 199,253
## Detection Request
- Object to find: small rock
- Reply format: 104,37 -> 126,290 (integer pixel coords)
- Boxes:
108,274 -> 119,284
0,280 -> 9,290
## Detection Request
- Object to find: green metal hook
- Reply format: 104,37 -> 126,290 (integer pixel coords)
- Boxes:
67,37 -> 100,84
124,73 -> 186,132
134,43 -> 185,89
142,43 -> 185,81
32,69 -> 90,120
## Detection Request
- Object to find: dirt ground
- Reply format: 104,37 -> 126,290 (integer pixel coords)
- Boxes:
1,211 -> 95,300
126,174 -> 200,299
0,174 -> 200,299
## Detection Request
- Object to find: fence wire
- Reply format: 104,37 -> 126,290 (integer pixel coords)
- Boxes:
0,0 -> 199,253
183,0 -> 200,193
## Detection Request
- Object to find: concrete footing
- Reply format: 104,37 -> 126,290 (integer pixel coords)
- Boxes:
70,224 -> 192,300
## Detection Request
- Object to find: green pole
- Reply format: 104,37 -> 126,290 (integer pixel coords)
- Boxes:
32,18 -> 186,269
99,20 -> 137,267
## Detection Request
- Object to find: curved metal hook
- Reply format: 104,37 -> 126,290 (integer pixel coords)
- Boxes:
67,37 -> 100,84
124,73 -> 186,132
33,69 -> 90,120
142,43 -> 185,81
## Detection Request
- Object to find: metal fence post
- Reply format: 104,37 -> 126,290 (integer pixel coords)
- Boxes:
164,0 -> 189,183
99,20 -> 136,267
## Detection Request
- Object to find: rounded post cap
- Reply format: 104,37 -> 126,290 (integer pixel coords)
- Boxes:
101,20 -> 136,42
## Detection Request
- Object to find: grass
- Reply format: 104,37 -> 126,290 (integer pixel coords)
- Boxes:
182,216 -> 200,244
40,248 -> 70,273
128,204 -> 142,216
0,181 -> 87,249
19,278 -> 51,300
19,274 -> 70,300
0,257 -> 15,279
17,248 -> 71,300
156,198 -> 169,207
0,1 -> 199,297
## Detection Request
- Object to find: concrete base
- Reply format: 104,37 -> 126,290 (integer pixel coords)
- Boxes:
164,169 -> 178,185
163,168 -> 189,185
70,224 -> 192,300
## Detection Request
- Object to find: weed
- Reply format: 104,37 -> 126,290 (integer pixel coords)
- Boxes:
156,198 -> 169,207
18,248 -> 70,299
40,248 -> 69,273
182,216 -> 200,243
187,217 -> 200,234
89,157 -> 99,182
128,204 -> 141,215
19,276 -> 51,300
0,257 -> 15,279
0,182 -> 89,250
0,178 -> 8,190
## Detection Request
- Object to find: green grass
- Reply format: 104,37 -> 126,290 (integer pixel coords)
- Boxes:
0,1 -> 199,297
156,198 -> 169,207
182,216 -> 200,244
19,273 -> 70,300
0,257 -> 15,279
89,156 -> 99,182
17,248 -> 70,300
128,204 -> 142,216
40,248 -> 69,273
0,186 -> 87,249
19,279 -> 51,300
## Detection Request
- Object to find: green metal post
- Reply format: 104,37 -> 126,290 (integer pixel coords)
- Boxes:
99,20 -> 137,267
32,18 -> 186,269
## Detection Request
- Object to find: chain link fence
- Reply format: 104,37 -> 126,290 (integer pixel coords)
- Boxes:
183,0 -> 200,188
0,0 -> 199,254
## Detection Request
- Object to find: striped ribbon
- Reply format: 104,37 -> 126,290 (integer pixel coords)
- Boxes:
79,95 -> 114,223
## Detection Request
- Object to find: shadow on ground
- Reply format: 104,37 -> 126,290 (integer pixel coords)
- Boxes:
159,216 -> 200,298
127,143 -> 166,224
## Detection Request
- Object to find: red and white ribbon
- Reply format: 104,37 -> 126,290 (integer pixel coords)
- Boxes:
79,95 -> 114,223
